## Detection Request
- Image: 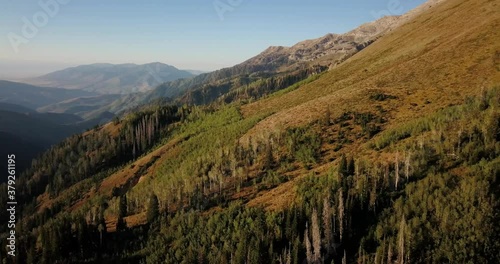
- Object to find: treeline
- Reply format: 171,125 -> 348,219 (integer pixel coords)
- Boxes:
141,87 -> 500,263
0,104 -> 182,234
179,65 -> 328,105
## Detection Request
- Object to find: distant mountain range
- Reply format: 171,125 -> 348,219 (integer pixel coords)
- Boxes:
24,62 -> 195,94
0,80 -> 97,109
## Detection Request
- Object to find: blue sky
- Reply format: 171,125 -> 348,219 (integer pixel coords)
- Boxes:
0,0 -> 426,78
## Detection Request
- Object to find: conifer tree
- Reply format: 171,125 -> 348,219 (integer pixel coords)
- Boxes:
147,194 -> 160,223
338,155 -> 347,177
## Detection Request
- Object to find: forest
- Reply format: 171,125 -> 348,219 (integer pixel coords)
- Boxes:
0,86 -> 498,263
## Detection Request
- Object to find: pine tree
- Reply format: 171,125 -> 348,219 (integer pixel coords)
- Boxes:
116,195 -> 127,231
292,235 -> 300,264
347,157 -> 355,176
387,243 -> 393,264
97,212 -> 106,246
264,139 -> 274,170
397,217 -> 406,264
338,155 -> 347,177
147,194 -> 160,223
394,152 -> 400,190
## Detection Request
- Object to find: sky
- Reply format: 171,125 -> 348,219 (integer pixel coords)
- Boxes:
0,0 -> 426,79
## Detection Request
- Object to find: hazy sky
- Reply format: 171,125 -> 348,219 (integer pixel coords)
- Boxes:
0,0 -> 426,78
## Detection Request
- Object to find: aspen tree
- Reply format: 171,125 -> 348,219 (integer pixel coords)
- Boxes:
338,189 -> 345,242
404,151 -> 411,181
395,152 -> 400,190
397,217 -> 406,264
323,196 -> 333,253
304,226 -> 313,264
311,209 -> 321,263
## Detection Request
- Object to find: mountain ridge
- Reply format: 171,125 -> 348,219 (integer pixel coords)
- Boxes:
24,62 -> 195,94
0,80 -> 98,109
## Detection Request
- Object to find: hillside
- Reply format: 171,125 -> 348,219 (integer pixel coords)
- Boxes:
0,80 -> 97,109
240,0 -> 500,138
1,0 -> 500,263
25,62 -> 195,94
37,94 -> 123,119
0,132 -> 45,183
0,104 -> 114,179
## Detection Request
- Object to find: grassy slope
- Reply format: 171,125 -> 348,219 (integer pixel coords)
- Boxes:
235,0 -> 500,209
241,0 -> 499,136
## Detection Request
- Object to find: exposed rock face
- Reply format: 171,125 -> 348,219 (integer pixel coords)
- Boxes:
240,0 -> 449,71
240,16 -> 402,71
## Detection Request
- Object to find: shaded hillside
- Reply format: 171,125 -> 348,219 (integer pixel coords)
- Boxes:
0,132 -> 45,183
0,111 -> 81,146
0,110 -> 77,182
37,94 -> 123,119
0,107 -> 114,179
1,0 -> 500,263
0,102 -> 83,125
25,62 -> 194,94
0,80 -> 97,109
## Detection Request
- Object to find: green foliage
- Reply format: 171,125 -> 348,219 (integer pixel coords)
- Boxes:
144,202 -> 301,264
147,194 -> 159,223
373,160 -> 500,263
286,127 -> 322,168
5,87 -> 500,264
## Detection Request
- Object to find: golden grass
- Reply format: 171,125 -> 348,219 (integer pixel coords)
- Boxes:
238,0 -> 500,210
241,0 -> 499,138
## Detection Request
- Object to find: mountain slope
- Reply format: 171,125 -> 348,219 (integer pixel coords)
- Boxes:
25,62 -> 195,94
0,103 -> 114,179
0,132 -> 45,183
0,80 -> 97,109
3,0 -> 500,263
241,0 -> 500,136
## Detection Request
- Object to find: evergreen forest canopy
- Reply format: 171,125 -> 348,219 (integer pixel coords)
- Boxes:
1,87 -> 498,263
